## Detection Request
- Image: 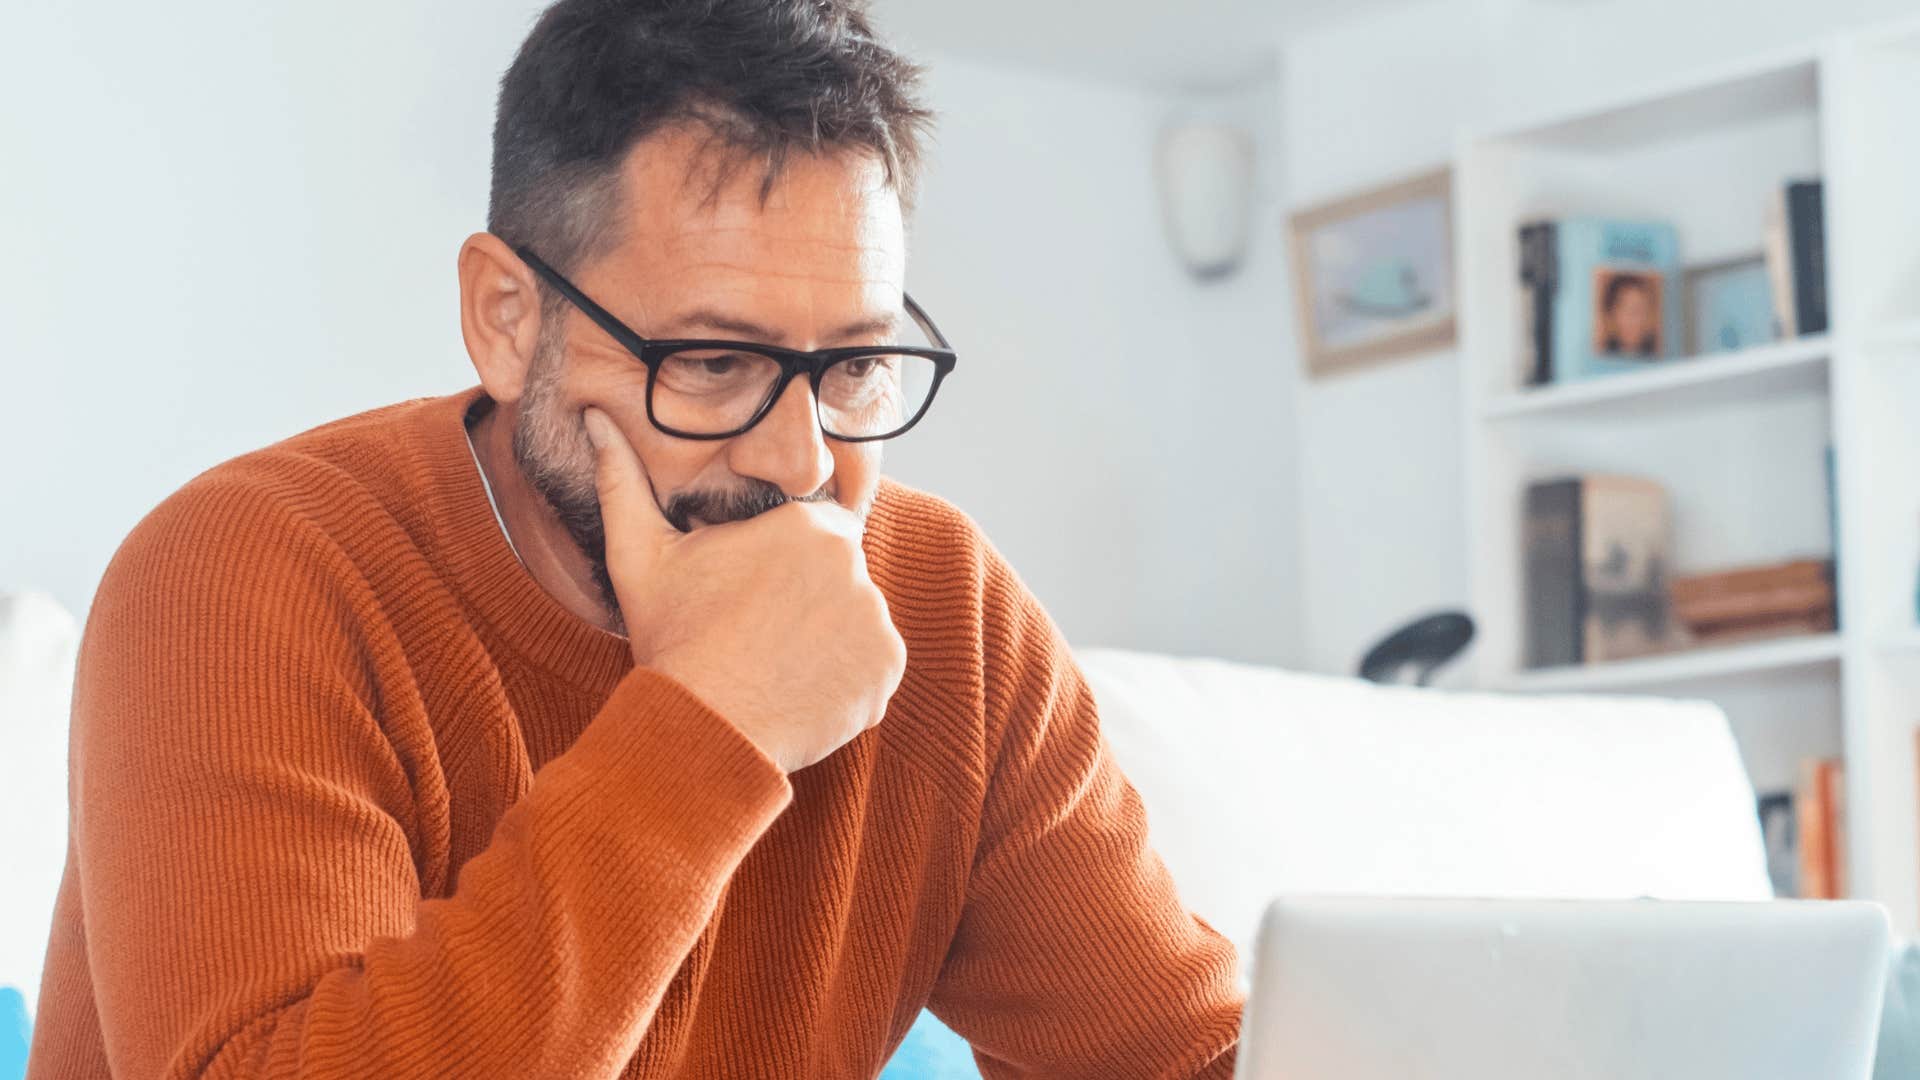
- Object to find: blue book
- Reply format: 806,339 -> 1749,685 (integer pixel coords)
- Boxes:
1546,218 -> 1683,384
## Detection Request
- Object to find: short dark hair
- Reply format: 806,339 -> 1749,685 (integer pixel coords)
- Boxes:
1602,273 -> 1654,313
488,0 -> 934,280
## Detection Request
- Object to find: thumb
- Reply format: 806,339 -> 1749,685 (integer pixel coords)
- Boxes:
582,407 -> 679,544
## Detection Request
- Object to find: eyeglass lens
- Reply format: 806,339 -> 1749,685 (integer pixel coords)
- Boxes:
651,350 -> 940,439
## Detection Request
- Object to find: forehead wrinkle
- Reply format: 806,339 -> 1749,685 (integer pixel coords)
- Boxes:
648,274 -> 902,342
663,221 -> 882,248
661,303 -> 904,346
656,233 -> 898,280
611,168 -> 905,347
663,259 -> 891,288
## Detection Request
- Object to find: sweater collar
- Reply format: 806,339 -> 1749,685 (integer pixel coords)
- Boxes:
416,386 -> 634,691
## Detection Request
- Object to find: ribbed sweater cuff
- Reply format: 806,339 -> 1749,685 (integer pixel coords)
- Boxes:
551,667 -> 794,878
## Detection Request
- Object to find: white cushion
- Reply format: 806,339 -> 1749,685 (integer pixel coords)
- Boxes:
1,590 -> 80,1016
1078,648 -> 1774,958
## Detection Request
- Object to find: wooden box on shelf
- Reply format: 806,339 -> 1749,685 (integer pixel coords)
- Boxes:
1670,558 -> 1837,645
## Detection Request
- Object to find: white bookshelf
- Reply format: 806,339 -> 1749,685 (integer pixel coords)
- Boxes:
1497,633 -> 1844,695
1480,335 -> 1830,421
1457,19 -> 1920,930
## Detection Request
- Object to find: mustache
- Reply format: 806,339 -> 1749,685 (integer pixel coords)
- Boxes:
661,481 -> 834,532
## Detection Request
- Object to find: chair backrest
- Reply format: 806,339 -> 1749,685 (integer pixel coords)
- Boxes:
1076,647 -> 1774,958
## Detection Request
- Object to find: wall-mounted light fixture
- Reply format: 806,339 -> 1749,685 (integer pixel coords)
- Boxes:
1156,121 -> 1256,282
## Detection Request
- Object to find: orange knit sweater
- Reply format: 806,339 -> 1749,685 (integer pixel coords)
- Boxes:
26,386 -> 1241,1079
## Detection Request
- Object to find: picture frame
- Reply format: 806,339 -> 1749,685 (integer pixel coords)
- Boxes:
1684,254 -> 1779,357
1287,168 -> 1456,378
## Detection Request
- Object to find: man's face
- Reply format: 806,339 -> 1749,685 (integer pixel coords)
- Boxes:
509,125 -> 908,594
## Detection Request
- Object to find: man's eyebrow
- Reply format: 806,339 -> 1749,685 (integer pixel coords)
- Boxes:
666,307 -> 902,346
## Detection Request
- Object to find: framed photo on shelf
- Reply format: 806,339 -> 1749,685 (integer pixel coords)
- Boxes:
1590,267 -> 1667,361
1287,168 -> 1456,378
1684,254 -> 1779,356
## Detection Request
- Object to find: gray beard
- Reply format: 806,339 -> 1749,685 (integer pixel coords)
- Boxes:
508,348 -> 852,636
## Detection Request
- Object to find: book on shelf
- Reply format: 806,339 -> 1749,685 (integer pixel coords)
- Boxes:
1516,218 -> 1683,387
1670,558 -> 1831,602
1523,475 -> 1684,668
1669,558 -> 1837,643
1909,501 -> 1920,627
1759,758 -> 1847,900
1673,586 -> 1833,626
1518,222 -> 1557,386
1763,180 -> 1828,338
1794,758 -> 1847,901
1757,791 -> 1797,898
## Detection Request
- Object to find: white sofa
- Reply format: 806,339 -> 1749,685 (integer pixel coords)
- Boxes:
1073,648 -> 1920,1079
1076,648 -> 1775,961
883,647 -> 1798,1079
0,591 -> 79,1022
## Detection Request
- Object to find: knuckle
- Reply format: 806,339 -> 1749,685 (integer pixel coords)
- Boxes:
870,585 -> 897,628
801,499 -> 860,534
809,527 -> 864,576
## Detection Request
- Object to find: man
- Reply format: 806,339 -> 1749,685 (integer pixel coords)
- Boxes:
27,1 -> 1242,1076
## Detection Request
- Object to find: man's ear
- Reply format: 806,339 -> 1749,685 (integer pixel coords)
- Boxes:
457,232 -> 547,404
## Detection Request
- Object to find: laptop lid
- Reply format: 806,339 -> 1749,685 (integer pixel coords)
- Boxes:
1237,896 -> 1891,1080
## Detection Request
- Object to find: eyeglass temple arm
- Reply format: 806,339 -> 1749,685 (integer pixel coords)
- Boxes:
513,246 -> 657,357
902,293 -> 953,352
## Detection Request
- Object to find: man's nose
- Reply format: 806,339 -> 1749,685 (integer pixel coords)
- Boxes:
726,374 -> 834,499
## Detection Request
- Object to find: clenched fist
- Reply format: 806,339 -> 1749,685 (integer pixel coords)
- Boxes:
582,407 -> 906,773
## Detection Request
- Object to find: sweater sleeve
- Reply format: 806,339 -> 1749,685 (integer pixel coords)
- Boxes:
925,550 -> 1242,1079
60,480 -> 791,1080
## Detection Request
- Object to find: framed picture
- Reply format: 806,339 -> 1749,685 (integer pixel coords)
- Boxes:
1684,254 -> 1779,356
1287,168 -> 1456,378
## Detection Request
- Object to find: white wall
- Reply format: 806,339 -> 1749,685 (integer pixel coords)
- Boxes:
894,61 -> 1301,664
0,2 -> 516,623
0,2 -> 1302,666
1280,0 -> 1918,675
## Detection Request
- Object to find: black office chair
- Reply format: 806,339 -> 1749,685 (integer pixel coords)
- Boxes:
1357,611 -> 1476,687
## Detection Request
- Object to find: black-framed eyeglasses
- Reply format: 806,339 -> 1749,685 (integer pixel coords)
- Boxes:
513,245 -> 957,443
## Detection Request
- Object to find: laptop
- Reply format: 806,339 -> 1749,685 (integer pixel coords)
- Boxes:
1236,896 -> 1892,1080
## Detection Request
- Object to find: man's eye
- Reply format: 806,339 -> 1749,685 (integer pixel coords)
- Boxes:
663,352 -> 758,379
657,351 -> 778,397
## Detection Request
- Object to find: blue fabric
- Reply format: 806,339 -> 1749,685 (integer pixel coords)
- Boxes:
0,986 -> 29,1080
1875,942 -> 1920,1080
879,1010 -> 980,1080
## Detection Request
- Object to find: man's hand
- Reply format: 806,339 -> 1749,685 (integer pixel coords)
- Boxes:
582,407 -> 906,773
